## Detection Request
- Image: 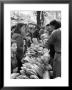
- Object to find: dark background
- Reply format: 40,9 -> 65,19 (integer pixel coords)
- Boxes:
0,0 -> 70,3
0,0 -> 71,89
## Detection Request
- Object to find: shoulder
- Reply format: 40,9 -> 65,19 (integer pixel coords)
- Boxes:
51,29 -> 61,35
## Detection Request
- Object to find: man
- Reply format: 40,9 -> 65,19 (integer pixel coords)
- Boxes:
45,20 -> 61,78
46,20 -> 61,62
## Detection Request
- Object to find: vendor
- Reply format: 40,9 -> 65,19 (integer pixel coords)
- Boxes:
45,20 -> 61,78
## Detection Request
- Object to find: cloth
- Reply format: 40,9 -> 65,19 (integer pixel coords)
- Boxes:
53,53 -> 61,78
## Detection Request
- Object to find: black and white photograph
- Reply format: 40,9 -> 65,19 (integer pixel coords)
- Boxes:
4,4 -> 69,86
11,10 -> 61,79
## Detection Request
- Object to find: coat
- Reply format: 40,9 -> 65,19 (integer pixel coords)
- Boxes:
45,29 -> 61,78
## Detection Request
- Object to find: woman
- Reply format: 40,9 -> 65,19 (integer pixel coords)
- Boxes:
11,23 -> 27,72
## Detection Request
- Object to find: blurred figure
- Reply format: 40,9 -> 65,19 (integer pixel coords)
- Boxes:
11,42 -> 18,73
20,24 -> 28,39
39,28 -> 45,36
11,25 -> 16,38
14,23 -> 24,34
33,25 -> 40,40
40,33 -> 49,45
12,33 -> 24,72
13,23 -> 28,39
46,20 -> 61,64
25,35 -> 32,47
45,20 -> 61,78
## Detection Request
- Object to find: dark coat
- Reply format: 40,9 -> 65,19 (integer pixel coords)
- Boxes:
45,29 -> 61,78
46,29 -> 61,52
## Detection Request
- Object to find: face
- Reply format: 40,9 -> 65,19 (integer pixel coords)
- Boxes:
11,42 -> 17,52
30,28 -> 34,33
46,25 -> 55,32
44,30 -> 48,33
32,38 -> 38,44
21,25 -> 26,35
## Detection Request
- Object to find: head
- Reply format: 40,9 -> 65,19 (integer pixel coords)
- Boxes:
11,25 -> 16,31
44,29 -> 48,33
46,20 -> 61,32
20,24 -> 28,35
28,24 -> 35,33
15,23 -> 24,34
11,42 -> 17,52
32,38 -> 38,45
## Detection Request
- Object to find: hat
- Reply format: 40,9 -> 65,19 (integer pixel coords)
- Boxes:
46,20 -> 61,29
49,20 -> 61,29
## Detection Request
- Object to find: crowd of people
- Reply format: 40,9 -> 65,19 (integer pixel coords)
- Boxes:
11,20 -> 61,79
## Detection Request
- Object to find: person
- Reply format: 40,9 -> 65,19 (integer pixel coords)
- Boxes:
12,34 -> 24,72
45,20 -> 61,78
33,25 -> 40,40
25,35 -> 32,47
11,42 -> 18,73
14,23 -> 28,39
40,33 -> 49,46
12,32 -> 25,72
46,20 -> 61,64
14,23 -> 24,34
39,28 -> 45,36
16,35 -> 24,72
11,25 -> 16,38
